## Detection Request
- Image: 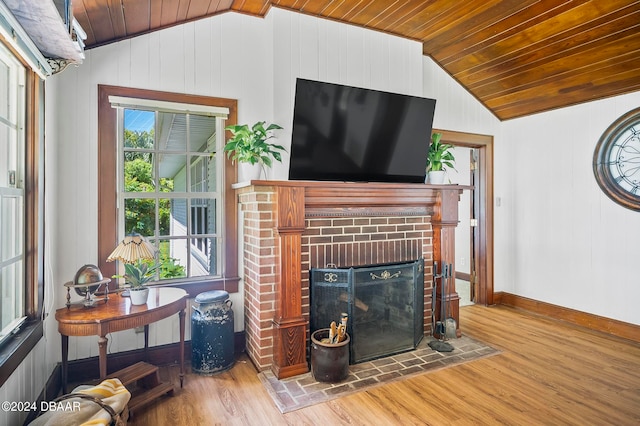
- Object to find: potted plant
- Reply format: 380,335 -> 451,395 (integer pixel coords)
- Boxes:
224,121 -> 286,181
107,233 -> 160,305
426,132 -> 456,184
118,261 -> 160,305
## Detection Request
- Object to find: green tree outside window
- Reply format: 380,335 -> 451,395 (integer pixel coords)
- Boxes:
124,128 -> 186,279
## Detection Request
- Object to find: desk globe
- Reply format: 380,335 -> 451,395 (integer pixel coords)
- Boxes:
64,264 -> 111,308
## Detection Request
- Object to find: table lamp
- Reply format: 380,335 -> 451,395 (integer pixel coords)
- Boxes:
106,233 -> 158,296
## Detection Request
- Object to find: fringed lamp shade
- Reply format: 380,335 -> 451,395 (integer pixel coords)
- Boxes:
106,233 -> 157,264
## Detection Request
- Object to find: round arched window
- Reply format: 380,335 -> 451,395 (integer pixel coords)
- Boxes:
593,107 -> 640,211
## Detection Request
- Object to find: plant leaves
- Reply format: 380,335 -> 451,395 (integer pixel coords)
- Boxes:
426,132 -> 456,172
223,121 -> 286,169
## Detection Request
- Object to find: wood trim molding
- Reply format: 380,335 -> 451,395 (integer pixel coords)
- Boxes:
170,276 -> 241,298
271,186 -> 308,378
435,129 -> 494,306
0,321 -> 43,386
63,332 -> 245,385
97,85 -> 239,293
495,292 -> 640,343
25,73 -> 45,319
23,331 -> 245,423
0,70 -> 45,387
592,107 -> 640,211
456,272 -> 471,281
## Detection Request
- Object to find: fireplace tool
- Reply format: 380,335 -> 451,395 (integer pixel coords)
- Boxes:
443,263 -> 457,339
429,262 -> 454,352
432,261 -> 444,336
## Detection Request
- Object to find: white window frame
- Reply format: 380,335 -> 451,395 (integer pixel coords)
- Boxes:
0,41 -> 26,345
110,96 -> 229,283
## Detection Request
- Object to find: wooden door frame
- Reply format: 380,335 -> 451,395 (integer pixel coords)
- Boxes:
434,129 -> 494,305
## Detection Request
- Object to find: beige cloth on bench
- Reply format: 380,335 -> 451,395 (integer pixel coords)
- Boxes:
29,378 -> 130,426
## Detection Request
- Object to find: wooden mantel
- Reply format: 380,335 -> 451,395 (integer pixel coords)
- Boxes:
235,180 -> 466,379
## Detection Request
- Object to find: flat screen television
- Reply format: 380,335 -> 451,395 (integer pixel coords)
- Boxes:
289,78 -> 436,183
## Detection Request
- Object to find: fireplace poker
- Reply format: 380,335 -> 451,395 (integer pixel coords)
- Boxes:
442,263 -> 448,340
432,261 -> 438,335
433,261 -> 446,338
430,261 -> 455,352
444,263 -> 457,339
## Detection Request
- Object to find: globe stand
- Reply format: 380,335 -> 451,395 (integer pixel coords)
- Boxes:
64,278 -> 111,308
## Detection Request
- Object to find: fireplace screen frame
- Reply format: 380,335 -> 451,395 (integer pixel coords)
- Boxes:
310,258 -> 424,364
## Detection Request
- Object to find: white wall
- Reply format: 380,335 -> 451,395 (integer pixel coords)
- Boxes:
0,55 -> 65,426
423,49 -> 640,325
41,11 -> 277,364
3,8 -> 639,422
2,15 -> 276,419
501,92 -> 640,324
269,8 -> 425,180
40,8 -> 430,367
422,56 -> 505,287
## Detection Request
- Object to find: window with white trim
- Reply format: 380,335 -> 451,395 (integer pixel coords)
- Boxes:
0,42 -> 26,344
110,97 -> 229,282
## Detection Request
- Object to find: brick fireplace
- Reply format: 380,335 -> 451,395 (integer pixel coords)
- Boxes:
236,181 -> 462,379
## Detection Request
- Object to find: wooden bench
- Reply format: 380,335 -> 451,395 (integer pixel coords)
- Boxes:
106,361 -> 174,417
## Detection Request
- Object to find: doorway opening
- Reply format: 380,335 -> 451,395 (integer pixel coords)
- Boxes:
451,148 -> 474,306
433,129 -> 494,306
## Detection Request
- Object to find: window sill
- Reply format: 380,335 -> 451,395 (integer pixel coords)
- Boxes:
154,276 -> 240,298
0,319 -> 43,386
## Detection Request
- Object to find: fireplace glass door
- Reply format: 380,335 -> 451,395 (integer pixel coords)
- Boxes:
311,258 -> 424,363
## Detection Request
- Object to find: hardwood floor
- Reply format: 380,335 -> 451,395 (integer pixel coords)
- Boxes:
129,305 -> 640,425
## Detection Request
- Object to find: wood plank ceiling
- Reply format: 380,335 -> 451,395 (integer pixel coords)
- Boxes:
73,0 -> 640,120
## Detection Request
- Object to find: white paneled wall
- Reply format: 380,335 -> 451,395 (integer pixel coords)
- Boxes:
44,11 -> 276,364
2,15 -> 270,412
423,57 -> 500,134
503,92 -> 640,324
421,56 -> 506,292
269,8 -> 424,180
0,339 -> 49,426
42,7 -> 430,369
3,6 -> 639,415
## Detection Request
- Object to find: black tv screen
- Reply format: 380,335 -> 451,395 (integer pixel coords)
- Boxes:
289,78 -> 436,183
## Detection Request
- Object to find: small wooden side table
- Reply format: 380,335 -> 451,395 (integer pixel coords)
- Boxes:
55,287 -> 187,394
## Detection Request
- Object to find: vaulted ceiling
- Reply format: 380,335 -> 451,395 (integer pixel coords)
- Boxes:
73,0 -> 640,120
